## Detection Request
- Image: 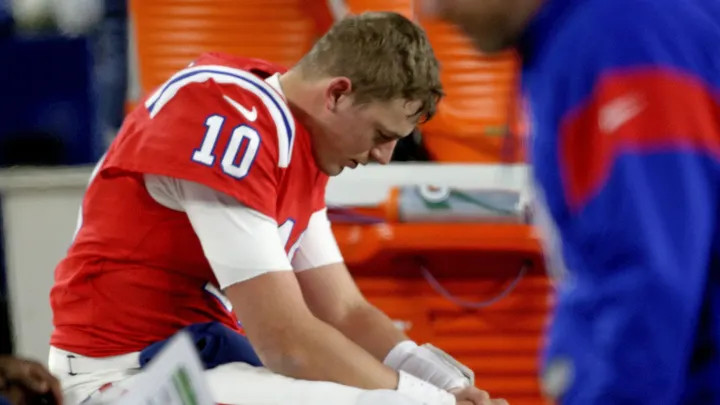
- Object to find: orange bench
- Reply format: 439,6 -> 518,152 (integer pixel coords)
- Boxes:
129,0 -> 316,94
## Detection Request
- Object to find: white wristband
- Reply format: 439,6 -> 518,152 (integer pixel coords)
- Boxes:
396,371 -> 456,405
385,341 -> 473,391
385,340 -> 419,368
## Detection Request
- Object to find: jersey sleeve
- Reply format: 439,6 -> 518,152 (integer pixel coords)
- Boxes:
145,174 -> 293,288
292,208 -> 344,271
292,174 -> 339,271
540,13 -> 720,404
103,66 -> 296,220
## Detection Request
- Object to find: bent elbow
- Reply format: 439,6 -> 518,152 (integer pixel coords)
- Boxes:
253,339 -> 312,378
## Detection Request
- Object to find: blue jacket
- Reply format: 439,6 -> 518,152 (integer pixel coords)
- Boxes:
521,0 -> 720,403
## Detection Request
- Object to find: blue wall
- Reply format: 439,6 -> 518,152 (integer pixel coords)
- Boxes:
0,36 -> 101,167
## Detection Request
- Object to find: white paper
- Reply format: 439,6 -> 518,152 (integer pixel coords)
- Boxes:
108,332 -> 215,405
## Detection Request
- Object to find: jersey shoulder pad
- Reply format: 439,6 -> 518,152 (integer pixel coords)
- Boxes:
102,66 -> 299,218
144,64 -> 297,168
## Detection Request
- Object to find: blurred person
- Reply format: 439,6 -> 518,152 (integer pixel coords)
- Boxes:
301,0 -> 349,36
51,0 -> 127,145
0,0 -> 11,37
11,0 -> 101,33
88,0 -> 128,146
0,355 -> 63,405
50,0 -> 102,36
425,0 -> 720,404
48,11 -> 505,405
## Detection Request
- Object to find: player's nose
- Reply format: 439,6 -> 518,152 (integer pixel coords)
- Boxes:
370,140 -> 397,165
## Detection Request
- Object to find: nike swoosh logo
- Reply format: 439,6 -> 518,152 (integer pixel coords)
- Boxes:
599,93 -> 645,134
223,95 -> 258,122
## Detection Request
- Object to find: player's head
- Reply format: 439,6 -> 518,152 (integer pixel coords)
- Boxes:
288,11 -> 443,176
422,0 -> 541,53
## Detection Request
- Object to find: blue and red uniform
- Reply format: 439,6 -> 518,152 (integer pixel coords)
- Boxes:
521,0 -> 720,403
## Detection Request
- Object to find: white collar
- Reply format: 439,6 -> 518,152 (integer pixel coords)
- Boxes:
264,73 -> 285,98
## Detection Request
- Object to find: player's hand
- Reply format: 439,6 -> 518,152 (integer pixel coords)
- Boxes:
0,356 -> 63,405
452,386 -> 508,405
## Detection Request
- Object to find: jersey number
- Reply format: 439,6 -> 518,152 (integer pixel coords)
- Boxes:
279,219 -> 304,260
192,114 -> 260,179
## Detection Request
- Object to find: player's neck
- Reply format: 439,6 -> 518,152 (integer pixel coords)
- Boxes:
277,70 -> 318,126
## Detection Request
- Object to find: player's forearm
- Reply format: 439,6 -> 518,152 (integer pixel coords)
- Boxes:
327,302 -> 409,361
255,314 -> 400,390
325,302 -> 476,393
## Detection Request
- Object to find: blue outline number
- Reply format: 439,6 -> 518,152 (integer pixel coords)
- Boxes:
278,219 -> 305,260
192,115 -> 261,180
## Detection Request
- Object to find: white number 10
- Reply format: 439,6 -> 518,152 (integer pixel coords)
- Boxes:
192,114 -> 261,180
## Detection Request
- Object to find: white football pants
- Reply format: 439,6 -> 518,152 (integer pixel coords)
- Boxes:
48,346 -> 420,405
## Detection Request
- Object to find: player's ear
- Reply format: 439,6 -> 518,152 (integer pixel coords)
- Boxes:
324,77 -> 353,111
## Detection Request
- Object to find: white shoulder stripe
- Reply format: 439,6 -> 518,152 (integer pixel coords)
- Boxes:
145,65 -> 296,168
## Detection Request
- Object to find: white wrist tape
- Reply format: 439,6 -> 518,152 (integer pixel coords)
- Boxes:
396,370 -> 456,405
385,341 -> 474,391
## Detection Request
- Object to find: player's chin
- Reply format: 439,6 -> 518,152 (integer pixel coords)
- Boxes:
320,162 -> 345,177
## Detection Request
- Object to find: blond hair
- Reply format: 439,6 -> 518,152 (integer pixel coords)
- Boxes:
296,12 -> 443,123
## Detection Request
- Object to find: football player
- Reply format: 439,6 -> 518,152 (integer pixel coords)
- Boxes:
426,0 -> 720,403
49,11 -> 505,405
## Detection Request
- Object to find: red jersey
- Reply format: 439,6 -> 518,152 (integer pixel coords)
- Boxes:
50,53 -> 328,357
